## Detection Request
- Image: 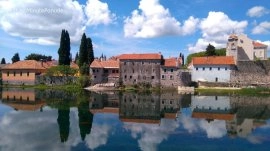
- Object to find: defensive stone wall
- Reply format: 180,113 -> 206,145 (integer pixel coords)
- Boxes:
230,60 -> 270,87
35,75 -> 78,85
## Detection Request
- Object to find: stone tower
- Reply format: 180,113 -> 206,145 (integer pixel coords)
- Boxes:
226,34 -> 238,62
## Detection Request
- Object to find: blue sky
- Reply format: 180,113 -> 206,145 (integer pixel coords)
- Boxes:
0,0 -> 270,63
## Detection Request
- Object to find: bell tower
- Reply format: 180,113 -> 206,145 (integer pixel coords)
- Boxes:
226,34 -> 238,62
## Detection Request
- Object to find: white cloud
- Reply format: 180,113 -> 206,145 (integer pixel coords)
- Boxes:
124,0 -> 199,38
198,120 -> 227,138
188,11 -> 248,53
247,6 -> 269,17
252,21 -> 270,34
0,0 -> 86,45
85,0 -> 116,26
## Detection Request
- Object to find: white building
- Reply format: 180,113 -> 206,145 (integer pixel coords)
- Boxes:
226,34 -> 268,62
191,56 -> 235,82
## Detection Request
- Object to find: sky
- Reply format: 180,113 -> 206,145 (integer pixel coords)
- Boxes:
0,0 -> 270,63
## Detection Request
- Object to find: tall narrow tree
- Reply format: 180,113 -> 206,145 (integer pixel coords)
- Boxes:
58,29 -> 71,65
87,37 -> 94,65
11,53 -> 20,63
1,58 -> 6,64
78,33 -> 87,67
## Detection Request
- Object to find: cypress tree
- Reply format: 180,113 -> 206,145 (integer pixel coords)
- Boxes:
78,33 -> 87,68
58,29 -> 71,65
1,58 -> 6,64
87,37 -> 94,65
75,52 -> 79,63
205,44 -> 216,56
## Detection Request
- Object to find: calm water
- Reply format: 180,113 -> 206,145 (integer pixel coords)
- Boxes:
0,88 -> 270,151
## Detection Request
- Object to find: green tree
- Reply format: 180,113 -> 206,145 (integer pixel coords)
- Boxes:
1,58 -> 6,64
11,53 -> 20,63
25,53 -> 52,61
186,51 -> 206,65
87,37 -> 94,65
205,44 -> 216,56
78,33 -> 87,68
215,48 -> 226,56
57,109 -> 70,142
58,29 -> 71,65
78,99 -> 93,141
75,52 -> 79,64
46,65 -> 78,76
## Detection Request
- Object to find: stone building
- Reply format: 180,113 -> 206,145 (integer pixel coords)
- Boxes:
119,53 -> 162,86
90,58 -> 119,85
226,33 -> 268,62
191,56 -> 235,82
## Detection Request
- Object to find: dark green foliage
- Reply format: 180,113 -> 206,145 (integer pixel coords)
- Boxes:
75,52 -> 79,64
87,37 -> 94,65
11,53 -> 20,63
78,75 -> 91,87
58,29 -> 71,65
57,109 -> 70,142
78,33 -> 87,68
205,44 -> 216,56
25,53 -> 52,61
80,63 -> 89,75
46,65 -> 78,76
215,48 -> 226,56
1,58 -> 6,64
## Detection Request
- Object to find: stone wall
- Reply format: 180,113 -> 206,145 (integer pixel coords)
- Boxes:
230,60 -> 270,87
160,68 -> 191,88
35,76 -> 78,85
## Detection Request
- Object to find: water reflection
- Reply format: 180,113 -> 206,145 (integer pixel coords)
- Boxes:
0,88 -> 270,150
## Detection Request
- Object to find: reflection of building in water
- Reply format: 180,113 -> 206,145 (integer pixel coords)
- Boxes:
89,91 -> 119,114
191,95 -> 270,138
120,93 -> 161,124
1,89 -> 45,111
160,92 -> 181,119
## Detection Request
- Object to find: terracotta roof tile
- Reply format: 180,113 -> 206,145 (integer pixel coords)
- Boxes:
90,59 -> 119,68
253,41 -> 267,48
120,118 -> 160,124
2,60 -> 47,70
192,112 -> 235,121
119,53 -> 162,60
164,58 -> 177,67
70,62 -> 79,69
192,56 -> 235,65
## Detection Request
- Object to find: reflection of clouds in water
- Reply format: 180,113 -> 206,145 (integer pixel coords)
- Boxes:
124,119 -> 179,151
199,120 -> 226,138
179,114 -> 226,139
85,124 -> 111,150
247,135 -> 265,144
0,108 -> 81,151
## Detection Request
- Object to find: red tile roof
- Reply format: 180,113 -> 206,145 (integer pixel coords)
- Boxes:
192,56 -> 235,65
253,41 -> 267,48
192,112 -> 235,121
120,118 -> 160,124
119,53 -> 162,60
164,57 -> 178,67
2,60 -> 48,70
90,59 -> 119,68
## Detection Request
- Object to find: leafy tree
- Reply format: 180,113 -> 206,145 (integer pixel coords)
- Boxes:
186,51 -> 206,65
11,53 -> 20,63
205,44 -> 216,56
1,58 -> 6,64
215,48 -> 226,56
58,29 -> 71,65
25,53 -> 52,61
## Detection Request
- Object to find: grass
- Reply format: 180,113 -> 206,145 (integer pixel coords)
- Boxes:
1,84 -> 83,92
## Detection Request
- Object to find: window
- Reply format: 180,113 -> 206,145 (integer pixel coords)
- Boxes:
93,69 -> 95,73
218,67 -> 220,71
162,75 -> 165,79
215,96 -> 218,100
209,67 -> 212,71
164,69 -> 167,72
225,67 -> 228,70
171,69 -> 173,72
153,69 -> 155,72
116,70 -> 119,73
240,39 -> 243,43
203,67 -> 205,71
96,69 -> 99,72
13,72 -> 16,76
215,77 -> 218,82
130,75 -> 132,79
196,67 -> 198,71
27,72 -> 29,76
142,62 -> 144,65
7,72 -> 9,76
152,76 -> 155,79
20,72 -> 22,76
124,62 -> 126,65
170,75 -> 173,80
124,75 -> 127,79
94,76 -> 96,79
104,69 -> 108,73
112,70 -> 115,73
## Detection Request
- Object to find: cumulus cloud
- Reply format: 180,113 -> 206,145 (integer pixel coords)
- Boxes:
188,11 -> 248,53
247,6 -> 269,17
85,0 -> 116,26
252,21 -> 270,34
124,0 -> 199,38
0,0 -> 86,45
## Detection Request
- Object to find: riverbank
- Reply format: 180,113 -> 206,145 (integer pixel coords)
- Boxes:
0,84 -> 83,92
196,87 -> 270,96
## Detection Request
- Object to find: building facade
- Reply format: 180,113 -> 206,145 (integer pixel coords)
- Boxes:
119,53 -> 162,86
191,56 -> 235,82
90,58 -> 119,85
226,34 -> 268,62
1,60 -> 49,85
